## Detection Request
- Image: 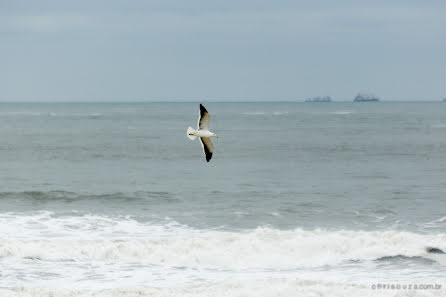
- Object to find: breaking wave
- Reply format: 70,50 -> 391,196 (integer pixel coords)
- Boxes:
0,211 -> 189,239
0,213 -> 445,269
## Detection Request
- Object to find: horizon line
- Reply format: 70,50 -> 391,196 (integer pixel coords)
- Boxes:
0,99 -> 444,104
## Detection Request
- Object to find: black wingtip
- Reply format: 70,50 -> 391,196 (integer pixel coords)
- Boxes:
200,104 -> 208,114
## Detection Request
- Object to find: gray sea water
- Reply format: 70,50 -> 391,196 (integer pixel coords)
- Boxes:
0,102 -> 445,296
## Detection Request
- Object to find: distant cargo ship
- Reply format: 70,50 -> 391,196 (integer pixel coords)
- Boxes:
354,93 -> 380,102
305,96 -> 332,102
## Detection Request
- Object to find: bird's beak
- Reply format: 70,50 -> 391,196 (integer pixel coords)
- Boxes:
215,135 -> 219,138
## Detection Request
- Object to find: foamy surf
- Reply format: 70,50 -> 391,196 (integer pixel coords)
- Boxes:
0,211 -> 193,239
0,214 -> 445,269
1,279 -> 445,297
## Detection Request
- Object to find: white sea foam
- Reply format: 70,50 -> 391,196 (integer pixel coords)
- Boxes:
1,214 -> 445,291
0,211 -> 192,239
1,279 -> 445,297
0,215 -> 445,269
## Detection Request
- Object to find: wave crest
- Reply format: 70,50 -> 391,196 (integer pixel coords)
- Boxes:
0,225 -> 444,269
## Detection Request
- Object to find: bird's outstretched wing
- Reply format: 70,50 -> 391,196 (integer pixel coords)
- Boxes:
199,137 -> 214,162
198,104 -> 211,130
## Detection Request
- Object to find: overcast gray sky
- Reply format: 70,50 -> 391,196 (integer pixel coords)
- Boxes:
1,0 -> 445,101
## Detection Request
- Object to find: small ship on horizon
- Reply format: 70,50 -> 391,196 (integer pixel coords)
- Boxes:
354,93 -> 380,102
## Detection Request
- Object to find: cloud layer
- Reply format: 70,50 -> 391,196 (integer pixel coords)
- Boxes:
1,0 -> 445,101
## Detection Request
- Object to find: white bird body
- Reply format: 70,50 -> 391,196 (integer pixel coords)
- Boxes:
189,129 -> 217,138
187,104 -> 218,162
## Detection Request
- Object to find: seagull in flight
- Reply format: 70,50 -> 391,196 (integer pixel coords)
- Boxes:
187,104 -> 218,162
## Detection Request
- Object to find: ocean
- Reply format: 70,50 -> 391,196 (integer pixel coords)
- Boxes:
0,102 -> 445,296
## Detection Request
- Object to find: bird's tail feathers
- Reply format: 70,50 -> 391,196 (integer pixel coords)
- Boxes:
187,127 -> 197,140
